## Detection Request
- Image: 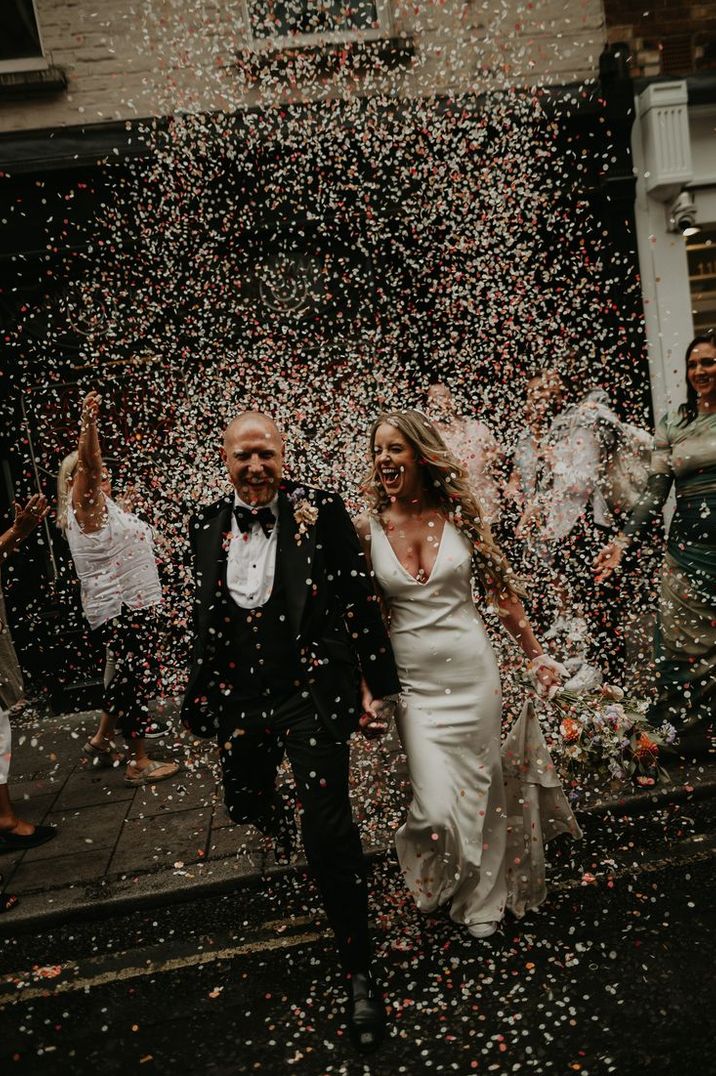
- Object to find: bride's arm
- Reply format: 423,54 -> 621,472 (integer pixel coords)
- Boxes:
494,591 -> 562,696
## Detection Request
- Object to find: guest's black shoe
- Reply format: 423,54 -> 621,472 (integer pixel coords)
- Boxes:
0,824 -> 57,853
347,971 -> 386,1055
267,799 -> 296,866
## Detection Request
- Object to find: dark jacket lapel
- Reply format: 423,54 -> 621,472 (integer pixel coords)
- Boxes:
195,497 -> 233,642
277,487 -> 317,636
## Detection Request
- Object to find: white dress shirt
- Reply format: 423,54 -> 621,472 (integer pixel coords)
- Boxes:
226,493 -> 279,609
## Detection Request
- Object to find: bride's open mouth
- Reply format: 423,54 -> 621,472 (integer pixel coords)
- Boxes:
380,466 -> 403,492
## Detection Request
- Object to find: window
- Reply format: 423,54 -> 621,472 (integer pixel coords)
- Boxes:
244,0 -> 392,49
688,225 -> 716,333
0,0 -> 48,72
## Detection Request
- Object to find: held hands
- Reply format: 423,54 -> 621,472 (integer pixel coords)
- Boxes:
527,653 -> 568,701
359,678 -> 396,740
593,539 -> 626,584
12,493 -> 49,540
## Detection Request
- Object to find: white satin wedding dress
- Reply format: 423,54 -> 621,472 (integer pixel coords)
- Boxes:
369,516 -> 579,930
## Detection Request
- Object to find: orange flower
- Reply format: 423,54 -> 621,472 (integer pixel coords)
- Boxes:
634,733 -> 658,761
560,717 -> 581,743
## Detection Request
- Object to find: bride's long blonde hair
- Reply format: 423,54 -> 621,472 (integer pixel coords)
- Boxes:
362,409 -> 524,602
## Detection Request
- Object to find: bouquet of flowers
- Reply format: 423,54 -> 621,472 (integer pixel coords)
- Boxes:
541,684 -> 677,788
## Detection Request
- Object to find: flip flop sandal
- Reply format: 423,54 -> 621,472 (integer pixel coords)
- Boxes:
124,760 -> 180,786
83,740 -> 117,768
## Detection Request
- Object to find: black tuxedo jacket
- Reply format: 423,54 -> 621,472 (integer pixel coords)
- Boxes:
181,480 -> 401,741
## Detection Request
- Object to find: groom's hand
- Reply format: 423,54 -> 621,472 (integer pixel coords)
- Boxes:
359,698 -> 396,740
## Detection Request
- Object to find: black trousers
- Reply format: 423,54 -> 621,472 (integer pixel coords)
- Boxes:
99,607 -> 162,740
218,692 -> 371,974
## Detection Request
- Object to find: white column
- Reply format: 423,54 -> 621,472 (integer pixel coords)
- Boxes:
631,83 -> 694,419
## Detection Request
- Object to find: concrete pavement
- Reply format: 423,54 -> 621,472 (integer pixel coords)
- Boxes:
1,702 -> 715,932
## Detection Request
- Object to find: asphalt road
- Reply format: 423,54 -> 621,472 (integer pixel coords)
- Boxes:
1,801 -> 714,1076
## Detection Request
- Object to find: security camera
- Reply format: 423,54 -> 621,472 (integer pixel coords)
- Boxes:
668,191 -> 700,237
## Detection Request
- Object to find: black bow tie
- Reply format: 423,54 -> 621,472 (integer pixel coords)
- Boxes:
234,504 -> 275,538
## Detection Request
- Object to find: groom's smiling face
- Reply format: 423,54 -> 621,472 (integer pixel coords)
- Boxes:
222,414 -> 284,507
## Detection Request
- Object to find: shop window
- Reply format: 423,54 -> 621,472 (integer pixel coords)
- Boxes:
0,0 -> 48,73
245,0 -> 392,48
688,225 -> 716,333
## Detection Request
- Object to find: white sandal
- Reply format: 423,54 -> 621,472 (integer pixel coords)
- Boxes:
124,759 -> 180,786
467,921 -> 498,939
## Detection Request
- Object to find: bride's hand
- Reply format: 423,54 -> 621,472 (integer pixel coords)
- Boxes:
527,654 -> 567,700
359,677 -> 391,739
359,698 -> 394,740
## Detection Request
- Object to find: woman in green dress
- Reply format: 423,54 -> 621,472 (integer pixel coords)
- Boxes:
595,332 -> 716,754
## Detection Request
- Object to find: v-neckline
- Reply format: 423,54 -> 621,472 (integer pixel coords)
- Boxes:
376,516 -> 449,586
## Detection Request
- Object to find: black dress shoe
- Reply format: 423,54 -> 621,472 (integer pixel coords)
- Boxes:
265,799 -> 296,866
0,824 -> 57,853
348,971 -> 386,1054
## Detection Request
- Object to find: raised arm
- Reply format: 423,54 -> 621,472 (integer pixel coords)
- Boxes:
0,494 -> 49,561
72,391 -> 107,533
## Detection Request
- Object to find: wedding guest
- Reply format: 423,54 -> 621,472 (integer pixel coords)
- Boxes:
522,372 -> 645,680
1,495 -> 57,879
355,410 -> 579,940
0,495 -> 50,710
57,390 -> 179,785
503,372 -> 563,632
595,333 -> 716,754
425,382 -> 504,526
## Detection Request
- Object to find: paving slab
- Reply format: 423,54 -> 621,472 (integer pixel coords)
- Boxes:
205,823 -> 265,861
52,767 -> 135,811
108,806 -> 212,875
126,772 -> 218,820
8,848 -> 113,895
21,800 -> 129,862
9,777 -> 65,807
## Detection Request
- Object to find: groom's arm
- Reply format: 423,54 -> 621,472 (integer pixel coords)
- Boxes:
319,493 -> 401,700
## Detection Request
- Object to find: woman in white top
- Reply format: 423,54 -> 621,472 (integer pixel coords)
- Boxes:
57,391 -> 179,785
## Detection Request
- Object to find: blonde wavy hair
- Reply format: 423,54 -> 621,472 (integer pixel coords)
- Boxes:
56,451 -> 79,534
362,410 -> 524,602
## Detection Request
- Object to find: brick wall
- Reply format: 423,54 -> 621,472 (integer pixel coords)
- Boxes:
0,0 -> 606,134
604,0 -> 716,77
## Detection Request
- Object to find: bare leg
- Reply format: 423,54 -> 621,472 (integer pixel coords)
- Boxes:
87,710 -> 115,750
0,784 -> 36,837
125,739 -> 178,780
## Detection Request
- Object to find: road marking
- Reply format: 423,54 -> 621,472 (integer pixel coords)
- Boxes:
0,929 -> 321,1008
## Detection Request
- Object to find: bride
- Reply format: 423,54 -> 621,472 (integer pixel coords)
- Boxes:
355,409 -> 573,938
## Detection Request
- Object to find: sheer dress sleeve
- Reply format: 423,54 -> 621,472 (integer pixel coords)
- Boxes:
621,415 -> 673,541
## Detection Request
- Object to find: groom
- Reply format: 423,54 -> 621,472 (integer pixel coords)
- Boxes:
181,411 -> 401,1053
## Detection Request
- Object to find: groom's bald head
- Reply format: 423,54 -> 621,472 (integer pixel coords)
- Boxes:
222,411 -> 284,506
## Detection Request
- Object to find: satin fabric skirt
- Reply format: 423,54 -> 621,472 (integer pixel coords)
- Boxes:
393,610 -> 508,928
